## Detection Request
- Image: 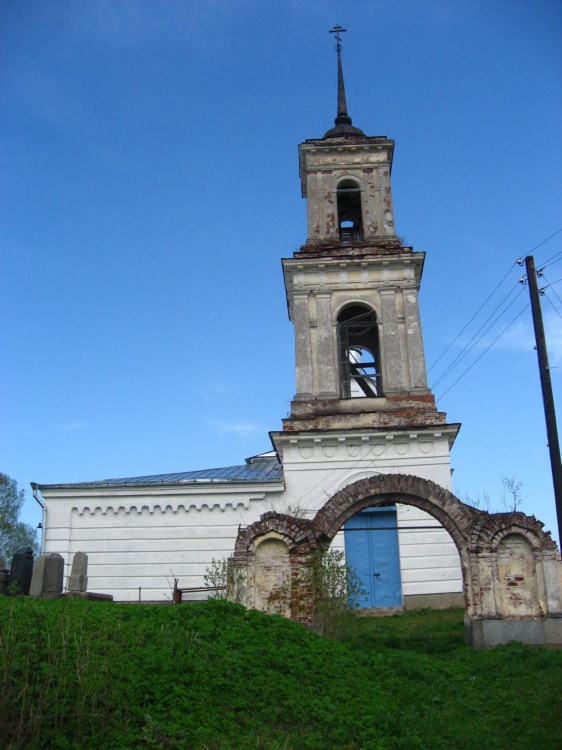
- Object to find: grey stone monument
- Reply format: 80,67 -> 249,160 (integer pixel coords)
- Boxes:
8,547 -> 34,595
63,550 -> 113,601
67,551 -> 88,593
29,553 -> 64,599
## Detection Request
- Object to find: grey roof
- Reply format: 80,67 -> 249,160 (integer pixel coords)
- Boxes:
38,459 -> 283,490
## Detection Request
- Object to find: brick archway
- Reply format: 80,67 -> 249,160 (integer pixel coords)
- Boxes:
312,473 -> 479,614
232,473 -> 562,647
312,473 -> 479,556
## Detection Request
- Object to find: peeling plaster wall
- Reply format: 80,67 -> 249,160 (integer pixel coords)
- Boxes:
283,253 -> 429,403
299,139 -> 396,243
496,534 -> 541,617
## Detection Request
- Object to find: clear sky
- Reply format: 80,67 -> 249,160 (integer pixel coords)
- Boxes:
2,0 -> 561,544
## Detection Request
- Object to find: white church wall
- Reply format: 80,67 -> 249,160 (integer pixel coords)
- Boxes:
275,430 -> 455,513
396,504 -> 463,597
39,429 -> 463,604
41,484 -> 284,601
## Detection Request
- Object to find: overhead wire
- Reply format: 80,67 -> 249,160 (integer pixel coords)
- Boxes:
427,261 -> 518,375
431,282 -> 525,390
428,229 -> 562,398
541,273 -> 562,311
533,228 -> 562,265
539,254 -> 562,272
436,302 -> 530,400
542,293 -> 562,322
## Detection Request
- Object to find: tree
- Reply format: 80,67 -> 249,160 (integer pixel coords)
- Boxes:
0,473 -> 39,567
501,475 -> 525,513
460,475 -> 525,514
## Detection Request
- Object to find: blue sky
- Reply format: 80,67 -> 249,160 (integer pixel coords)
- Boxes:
2,0 -> 561,544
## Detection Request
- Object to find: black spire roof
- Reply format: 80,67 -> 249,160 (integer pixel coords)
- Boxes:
323,26 -> 364,138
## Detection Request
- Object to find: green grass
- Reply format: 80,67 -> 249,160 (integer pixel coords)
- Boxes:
1,598 -> 561,749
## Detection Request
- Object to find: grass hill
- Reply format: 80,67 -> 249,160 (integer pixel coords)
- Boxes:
1,597 -> 561,749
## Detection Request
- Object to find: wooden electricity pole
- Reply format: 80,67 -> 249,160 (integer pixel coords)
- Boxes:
525,255 -> 562,544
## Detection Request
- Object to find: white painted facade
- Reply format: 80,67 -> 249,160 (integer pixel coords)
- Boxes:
272,428 -> 463,602
39,427 -> 463,603
40,473 -> 284,602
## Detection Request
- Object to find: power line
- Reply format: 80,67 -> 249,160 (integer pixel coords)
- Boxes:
431,283 -> 525,390
542,273 -> 562,311
542,293 -> 562,322
540,254 -> 562,272
436,302 -> 530,400
534,228 -> 562,264
428,229 -> 562,388
427,262 -> 518,375
543,276 -> 562,289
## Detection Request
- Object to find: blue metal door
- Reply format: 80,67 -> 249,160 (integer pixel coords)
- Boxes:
344,506 -> 402,608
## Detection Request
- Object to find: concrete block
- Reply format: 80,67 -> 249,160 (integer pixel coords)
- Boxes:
466,616 -> 562,648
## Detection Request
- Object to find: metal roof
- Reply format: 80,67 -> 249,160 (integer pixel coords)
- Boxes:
38,459 -> 283,490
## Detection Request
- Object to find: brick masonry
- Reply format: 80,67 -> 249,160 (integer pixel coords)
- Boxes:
232,473 -> 562,646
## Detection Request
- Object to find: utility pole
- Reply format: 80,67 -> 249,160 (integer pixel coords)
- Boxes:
524,255 -> 562,544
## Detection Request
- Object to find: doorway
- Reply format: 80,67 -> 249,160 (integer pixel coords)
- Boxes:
344,505 -> 403,608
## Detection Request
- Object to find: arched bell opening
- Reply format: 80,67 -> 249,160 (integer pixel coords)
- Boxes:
336,179 -> 363,243
337,305 -> 382,398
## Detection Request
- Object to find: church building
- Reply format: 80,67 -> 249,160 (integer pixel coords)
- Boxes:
35,34 -> 464,610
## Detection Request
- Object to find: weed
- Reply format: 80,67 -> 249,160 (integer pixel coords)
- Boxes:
203,557 -> 228,599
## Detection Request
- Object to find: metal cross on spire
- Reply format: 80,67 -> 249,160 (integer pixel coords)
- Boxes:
323,25 -> 364,137
329,24 -> 347,52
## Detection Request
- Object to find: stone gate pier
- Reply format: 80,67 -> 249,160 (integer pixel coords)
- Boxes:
232,474 -> 562,648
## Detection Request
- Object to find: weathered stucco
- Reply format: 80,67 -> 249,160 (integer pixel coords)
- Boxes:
298,137 -> 397,244
283,252 -> 433,416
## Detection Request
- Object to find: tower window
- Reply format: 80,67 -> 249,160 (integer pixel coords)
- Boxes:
336,180 -> 363,243
338,306 -> 381,398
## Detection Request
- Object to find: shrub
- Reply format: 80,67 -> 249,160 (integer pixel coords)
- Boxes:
274,548 -> 366,639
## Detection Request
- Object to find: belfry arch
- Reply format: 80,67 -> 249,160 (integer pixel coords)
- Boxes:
336,178 -> 363,242
337,305 -> 382,399
232,473 -> 562,647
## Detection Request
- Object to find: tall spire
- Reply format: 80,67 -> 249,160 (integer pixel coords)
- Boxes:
324,26 -> 364,138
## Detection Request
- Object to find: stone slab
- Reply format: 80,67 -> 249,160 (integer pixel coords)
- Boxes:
67,574 -> 88,592
29,553 -> 64,598
466,616 -> 562,648
9,547 -> 34,595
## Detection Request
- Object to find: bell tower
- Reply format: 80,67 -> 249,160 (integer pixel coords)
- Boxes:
281,27 -> 448,434
266,28 -> 462,612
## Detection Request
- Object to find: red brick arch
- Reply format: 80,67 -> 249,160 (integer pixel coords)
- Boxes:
312,473 -> 480,555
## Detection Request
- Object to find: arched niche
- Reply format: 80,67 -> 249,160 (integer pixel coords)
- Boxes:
252,535 -> 290,615
495,533 -> 542,617
233,512 -> 319,618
